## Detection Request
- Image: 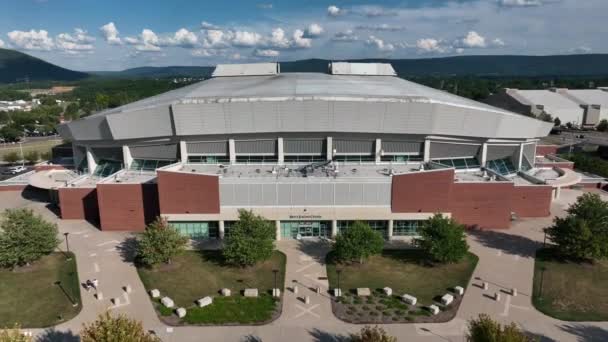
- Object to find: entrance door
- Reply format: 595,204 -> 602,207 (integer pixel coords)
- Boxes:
299,224 -> 314,237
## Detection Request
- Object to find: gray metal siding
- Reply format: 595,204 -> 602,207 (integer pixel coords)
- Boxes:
67,115 -> 114,141
235,140 -> 276,155
187,141 -> 228,155
333,139 -> 375,155
130,144 -> 178,160
283,139 -> 325,155
430,142 -> 481,159
487,144 -> 519,161
91,147 -> 123,161
382,140 -> 423,154
219,181 -> 391,206
523,143 -> 536,164
107,106 -> 173,140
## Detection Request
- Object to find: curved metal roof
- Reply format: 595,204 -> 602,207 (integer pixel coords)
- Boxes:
58,72 -> 553,142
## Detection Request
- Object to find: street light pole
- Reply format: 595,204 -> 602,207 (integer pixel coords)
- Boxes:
64,232 -> 71,259
272,269 -> 278,296
336,269 -> 342,293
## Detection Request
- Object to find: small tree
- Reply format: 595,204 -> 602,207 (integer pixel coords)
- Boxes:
24,151 -> 39,164
2,151 -> 19,164
0,209 -> 60,269
415,214 -> 469,264
597,119 -> 608,132
223,209 -> 275,267
553,117 -> 561,127
350,326 -> 397,342
0,324 -> 32,342
333,221 -> 384,264
136,217 -> 188,266
81,312 -> 161,342
467,314 -> 535,342
545,193 -> 608,261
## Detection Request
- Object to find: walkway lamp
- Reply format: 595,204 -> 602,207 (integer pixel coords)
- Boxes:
272,269 -> 278,293
336,269 -> 342,292
64,232 -> 72,260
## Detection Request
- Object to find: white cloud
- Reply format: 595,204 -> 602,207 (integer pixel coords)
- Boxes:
231,31 -> 263,47
357,6 -> 398,17
257,3 -> 273,9
304,23 -> 324,38
201,21 -> 220,30
569,46 -> 592,54
455,31 -> 486,48
162,28 -> 198,47
253,48 -> 279,57
292,29 -> 312,49
191,48 -> 221,57
365,35 -> 394,52
498,0 -> 542,7
332,30 -> 359,42
327,5 -> 344,17
268,28 -> 290,48
492,38 -> 506,46
416,38 -> 449,53
56,28 -> 95,53
100,22 -> 122,45
124,36 -> 139,45
355,24 -> 405,32
7,29 -> 54,50
0,39 -> 5,48
131,29 -> 161,51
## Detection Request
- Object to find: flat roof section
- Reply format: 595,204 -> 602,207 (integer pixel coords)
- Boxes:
212,63 -> 279,77
100,170 -> 157,185
330,62 -> 397,76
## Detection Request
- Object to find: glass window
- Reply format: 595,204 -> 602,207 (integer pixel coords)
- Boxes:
393,220 -> 420,236
188,155 -> 230,164
169,221 -> 219,239
337,220 -> 388,239
235,155 -> 278,164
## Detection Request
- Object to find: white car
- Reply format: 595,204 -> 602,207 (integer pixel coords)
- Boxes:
3,166 -> 26,175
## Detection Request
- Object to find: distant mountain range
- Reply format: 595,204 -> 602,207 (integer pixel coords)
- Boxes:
0,48 -> 89,83
96,55 -> 608,78
1,47 -> 608,85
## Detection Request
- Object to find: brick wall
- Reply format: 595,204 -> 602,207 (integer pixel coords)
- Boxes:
535,162 -> 574,170
0,185 -> 27,192
97,183 -> 159,231
34,165 -> 67,172
536,145 -> 559,156
450,182 -> 513,229
391,169 -> 454,213
157,171 -> 220,214
510,185 -> 553,218
58,187 -> 99,223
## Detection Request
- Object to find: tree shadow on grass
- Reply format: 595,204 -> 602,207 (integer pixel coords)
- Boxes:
468,229 -> 541,258
308,328 -> 350,342
36,328 -> 79,342
296,239 -> 332,264
558,324 -> 608,342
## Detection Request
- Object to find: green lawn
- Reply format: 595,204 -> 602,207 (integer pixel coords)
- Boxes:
326,250 -> 478,305
137,250 -> 286,324
533,248 -> 608,321
0,252 -> 81,328
0,139 -> 62,161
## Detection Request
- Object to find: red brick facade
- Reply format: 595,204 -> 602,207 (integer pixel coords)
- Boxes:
535,161 -> 574,170
58,187 -> 99,223
536,145 -> 559,156
157,171 -> 220,214
0,185 -> 27,192
392,170 -> 553,229
391,169 -> 454,213
96,183 -> 159,231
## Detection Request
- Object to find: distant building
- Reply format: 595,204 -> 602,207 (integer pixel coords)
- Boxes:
485,87 -> 608,128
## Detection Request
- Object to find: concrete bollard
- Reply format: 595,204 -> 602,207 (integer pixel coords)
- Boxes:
112,297 -> 121,305
293,285 -> 299,294
273,288 -> 281,297
482,282 -> 489,291
511,288 -> 517,297
96,292 -> 103,301
495,292 -> 501,302
316,286 -> 321,294
334,288 -> 342,297
124,285 -> 132,294
305,296 -> 310,304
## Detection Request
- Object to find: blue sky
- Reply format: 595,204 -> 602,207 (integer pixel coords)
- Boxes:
0,0 -> 605,71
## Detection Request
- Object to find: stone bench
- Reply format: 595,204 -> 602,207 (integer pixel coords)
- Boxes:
244,288 -> 259,297
161,297 -> 174,308
176,307 -> 186,318
221,288 -> 231,297
150,289 -> 160,298
441,294 -> 454,306
402,294 -> 417,305
428,304 -> 440,315
356,288 -> 371,297
383,287 -> 392,296
196,296 -> 213,308
454,286 -> 464,296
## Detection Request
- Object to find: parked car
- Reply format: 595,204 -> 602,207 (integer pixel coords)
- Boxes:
2,165 -> 27,175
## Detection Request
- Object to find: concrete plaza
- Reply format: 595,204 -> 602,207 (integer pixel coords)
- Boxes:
1,188 -> 607,341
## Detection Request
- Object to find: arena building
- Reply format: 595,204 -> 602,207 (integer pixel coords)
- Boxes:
54,62 -> 558,240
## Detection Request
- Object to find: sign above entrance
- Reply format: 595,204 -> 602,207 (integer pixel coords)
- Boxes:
289,214 -> 322,220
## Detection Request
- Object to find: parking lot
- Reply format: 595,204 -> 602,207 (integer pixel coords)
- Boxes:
0,165 -> 33,181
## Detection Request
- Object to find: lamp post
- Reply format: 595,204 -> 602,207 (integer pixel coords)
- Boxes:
336,269 -> 342,293
64,232 -> 71,259
272,269 -> 279,297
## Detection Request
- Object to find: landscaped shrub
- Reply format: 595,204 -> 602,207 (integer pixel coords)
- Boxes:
136,217 -> 189,266
545,192 -> 608,261
0,208 -> 60,269
350,326 -> 397,342
415,213 -> 469,263
562,152 -> 608,178
81,312 -> 161,342
467,313 -> 535,342
333,221 -> 384,264
223,209 -> 275,267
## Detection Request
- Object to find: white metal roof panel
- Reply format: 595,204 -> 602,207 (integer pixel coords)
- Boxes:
330,62 -> 396,76
212,63 -> 278,77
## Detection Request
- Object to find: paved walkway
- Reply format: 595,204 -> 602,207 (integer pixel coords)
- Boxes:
1,188 -> 608,341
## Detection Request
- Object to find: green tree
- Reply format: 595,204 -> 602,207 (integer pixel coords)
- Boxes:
223,209 -> 275,267
597,119 -> 608,132
2,151 -> 20,164
0,126 -> 21,142
545,193 -> 608,261
136,217 -> 188,266
553,117 -> 561,127
24,150 -> 39,164
64,102 -> 80,121
537,111 -> 553,123
415,214 -> 469,264
467,314 -> 536,342
350,326 -> 397,342
94,93 -> 110,111
80,312 -> 161,342
0,324 -> 32,342
333,221 -> 384,264
0,208 -> 60,269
